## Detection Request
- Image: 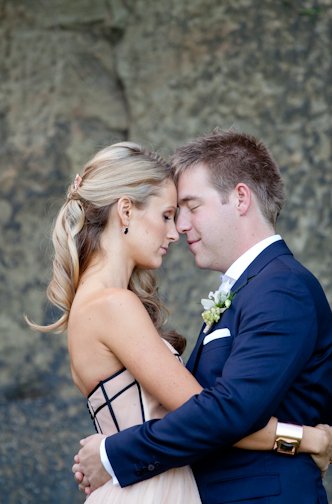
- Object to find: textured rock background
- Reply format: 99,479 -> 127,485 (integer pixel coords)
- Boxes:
0,0 -> 331,502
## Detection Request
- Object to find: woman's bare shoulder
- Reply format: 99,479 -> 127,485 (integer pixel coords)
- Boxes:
74,287 -> 138,308
92,288 -> 142,312
69,288 -> 143,330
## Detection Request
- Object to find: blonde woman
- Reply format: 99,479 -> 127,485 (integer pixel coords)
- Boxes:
28,142 -> 332,503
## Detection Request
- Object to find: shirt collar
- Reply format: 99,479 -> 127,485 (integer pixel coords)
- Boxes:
221,235 -> 282,285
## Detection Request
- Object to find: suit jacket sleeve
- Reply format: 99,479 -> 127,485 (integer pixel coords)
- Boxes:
105,269 -> 321,486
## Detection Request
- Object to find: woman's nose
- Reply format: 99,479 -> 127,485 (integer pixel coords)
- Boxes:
168,221 -> 179,242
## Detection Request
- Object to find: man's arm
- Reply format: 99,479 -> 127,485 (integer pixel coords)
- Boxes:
79,270 -> 328,488
74,422 -> 332,493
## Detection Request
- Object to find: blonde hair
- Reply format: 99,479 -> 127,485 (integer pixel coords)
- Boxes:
27,142 -> 185,352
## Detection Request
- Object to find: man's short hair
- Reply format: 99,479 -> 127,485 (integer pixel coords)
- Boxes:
171,129 -> 285,226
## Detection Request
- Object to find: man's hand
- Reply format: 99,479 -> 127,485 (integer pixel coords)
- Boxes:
311,424 -> 332,477
72,434 -> 111,494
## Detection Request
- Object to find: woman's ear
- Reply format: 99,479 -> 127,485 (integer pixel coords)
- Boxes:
234,183 -> 251,215
117,197 -> 132,226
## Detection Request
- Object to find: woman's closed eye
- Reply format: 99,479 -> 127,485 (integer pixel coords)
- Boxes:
163,212 -> 176,221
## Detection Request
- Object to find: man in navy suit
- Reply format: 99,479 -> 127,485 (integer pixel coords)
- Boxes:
74,130 -> 332,502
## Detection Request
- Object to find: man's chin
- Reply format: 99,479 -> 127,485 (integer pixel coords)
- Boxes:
193,254 -> 217,271
194,255 -> 209,270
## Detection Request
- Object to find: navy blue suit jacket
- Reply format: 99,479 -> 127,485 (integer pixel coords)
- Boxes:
105,241 -> 332,503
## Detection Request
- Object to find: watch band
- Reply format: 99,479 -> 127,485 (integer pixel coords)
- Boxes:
273,422 -> 303,456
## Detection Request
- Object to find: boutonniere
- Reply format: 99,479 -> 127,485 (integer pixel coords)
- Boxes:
200,275 -> 256,334
201,289 -> 235,334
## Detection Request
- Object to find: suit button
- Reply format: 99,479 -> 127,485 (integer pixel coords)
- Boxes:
147,464 -> 155,471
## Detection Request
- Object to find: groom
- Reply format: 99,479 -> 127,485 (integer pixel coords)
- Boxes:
73,130 -> 332,502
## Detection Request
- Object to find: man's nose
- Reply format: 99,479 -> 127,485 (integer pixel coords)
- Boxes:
176,210 -> 190,234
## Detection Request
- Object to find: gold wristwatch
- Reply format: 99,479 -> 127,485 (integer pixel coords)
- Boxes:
273,422 -> 303,455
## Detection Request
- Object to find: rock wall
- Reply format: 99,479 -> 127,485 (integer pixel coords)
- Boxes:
0,1 -> 331,502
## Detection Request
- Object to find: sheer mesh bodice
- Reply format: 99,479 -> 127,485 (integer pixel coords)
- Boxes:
84,340 -> 202,504
87,339 -> 181,435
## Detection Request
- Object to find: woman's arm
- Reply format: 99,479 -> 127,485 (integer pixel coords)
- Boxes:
302,424 -> 332,475
234,416 -> 277,450
235,417 -> 332,473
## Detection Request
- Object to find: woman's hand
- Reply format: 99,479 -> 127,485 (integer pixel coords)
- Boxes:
310,424 -> 332,476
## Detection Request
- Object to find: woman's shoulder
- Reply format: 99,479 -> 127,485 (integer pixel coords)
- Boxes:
83,288 -> 142,314
69,288 -> 142,327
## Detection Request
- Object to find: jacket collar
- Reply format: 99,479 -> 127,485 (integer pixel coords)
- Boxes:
231,239 -> 292,292
186,240 -> 293,374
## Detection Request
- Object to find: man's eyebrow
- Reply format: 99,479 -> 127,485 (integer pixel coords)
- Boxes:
177,195 -> 200,205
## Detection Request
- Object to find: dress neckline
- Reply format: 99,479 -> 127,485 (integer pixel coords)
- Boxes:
87,366 -> 127,398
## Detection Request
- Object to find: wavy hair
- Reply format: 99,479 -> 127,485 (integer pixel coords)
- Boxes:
27,142 -> 186,353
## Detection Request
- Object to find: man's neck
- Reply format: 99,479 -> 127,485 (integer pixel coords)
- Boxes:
225,234 -> 282,282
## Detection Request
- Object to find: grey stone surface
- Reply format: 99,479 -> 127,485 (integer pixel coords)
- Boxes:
0,0 -> 331,501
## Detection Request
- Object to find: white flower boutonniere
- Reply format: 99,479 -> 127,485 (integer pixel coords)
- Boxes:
201,288 -> 234,334
200,275 -> 257,334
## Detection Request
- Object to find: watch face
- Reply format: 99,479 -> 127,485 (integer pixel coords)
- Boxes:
280,441 -> 296,453
275,438 -> 300,456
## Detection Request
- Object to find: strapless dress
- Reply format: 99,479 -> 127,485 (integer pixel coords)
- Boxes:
85,340 -> 201,503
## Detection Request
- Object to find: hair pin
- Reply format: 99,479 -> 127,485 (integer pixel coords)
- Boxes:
73,174 -> 82,191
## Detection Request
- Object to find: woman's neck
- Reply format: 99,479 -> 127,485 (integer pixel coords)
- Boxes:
79,252 -> 134,291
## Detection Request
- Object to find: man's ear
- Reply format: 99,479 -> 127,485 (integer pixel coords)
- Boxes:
117,197 -> 132,226
235,183 -> 251,215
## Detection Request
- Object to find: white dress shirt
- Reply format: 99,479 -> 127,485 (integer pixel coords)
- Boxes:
100,437 -> 119,484
219,234 -> 282,288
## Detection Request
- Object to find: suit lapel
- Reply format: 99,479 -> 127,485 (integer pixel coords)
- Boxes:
186,240 -> 293,375
231,239 -> 292,292
186,326 -> 206,373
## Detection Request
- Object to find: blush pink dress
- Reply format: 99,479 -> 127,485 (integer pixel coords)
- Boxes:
85,340 -> 202,503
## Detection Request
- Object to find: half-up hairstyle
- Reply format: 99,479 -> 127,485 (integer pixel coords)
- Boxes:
27,142 -> 186,353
